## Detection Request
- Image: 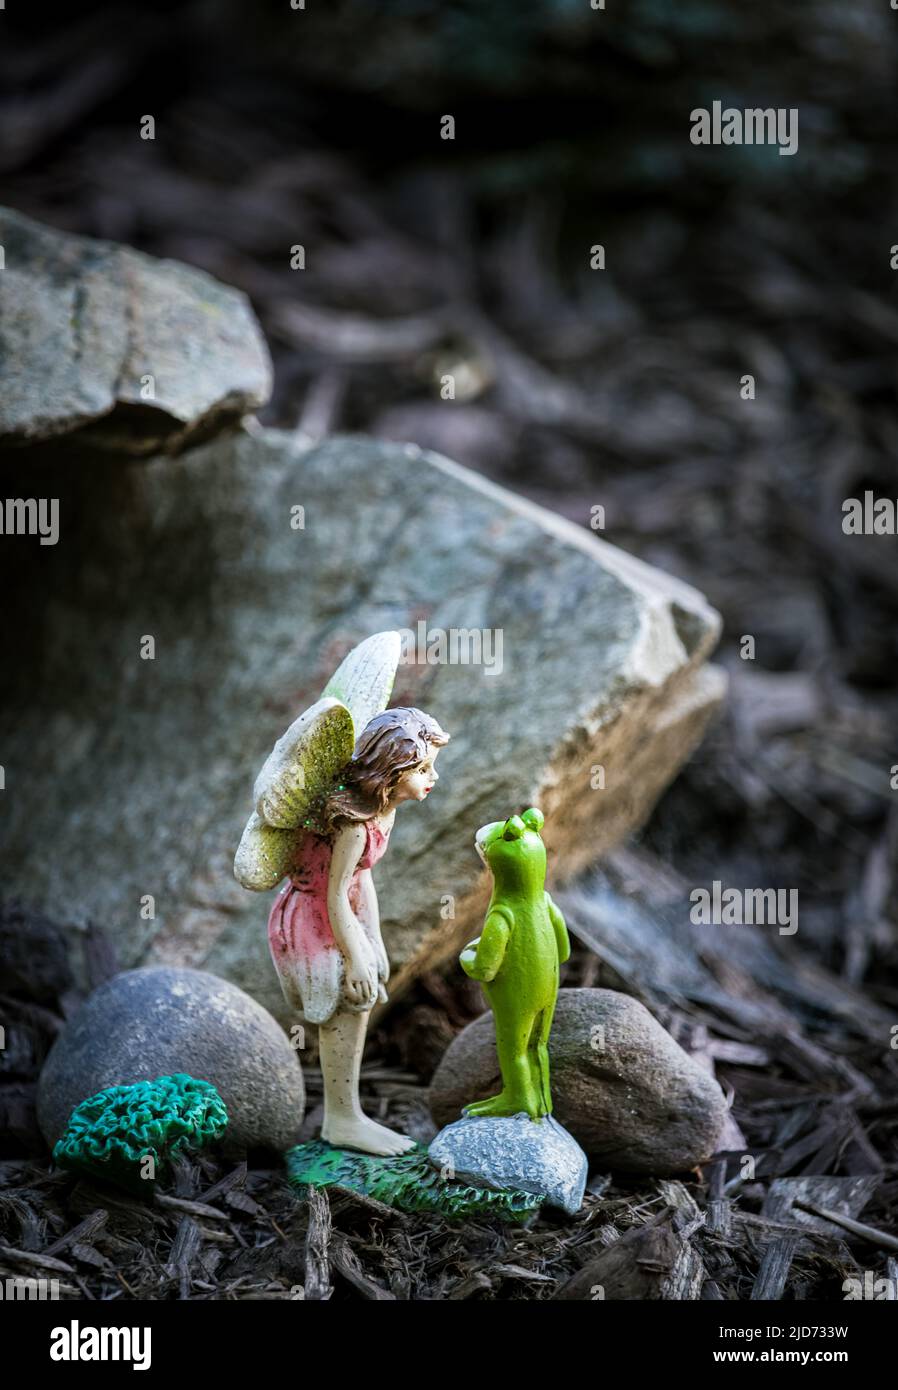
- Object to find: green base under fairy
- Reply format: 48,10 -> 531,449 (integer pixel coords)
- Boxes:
285,1139 -> 543,1222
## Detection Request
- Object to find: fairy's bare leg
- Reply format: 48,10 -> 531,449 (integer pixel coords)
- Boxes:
318,1009 -> 415,1156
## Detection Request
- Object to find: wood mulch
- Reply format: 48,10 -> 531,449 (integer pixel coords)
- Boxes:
1,902 -> 895,1300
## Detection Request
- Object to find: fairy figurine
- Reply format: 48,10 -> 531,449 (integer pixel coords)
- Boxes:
234,632 -> 448,1156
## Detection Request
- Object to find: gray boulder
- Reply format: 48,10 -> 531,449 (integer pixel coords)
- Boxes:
0,206 -> 272,452
37,967 -> 305,1155
429,988 -> 729,1174
1,423 -> 723,1023
429,1112 -> 587,1215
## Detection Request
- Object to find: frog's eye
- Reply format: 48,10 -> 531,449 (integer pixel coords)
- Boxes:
522,807 -> 544,833
502,815 -> 526,841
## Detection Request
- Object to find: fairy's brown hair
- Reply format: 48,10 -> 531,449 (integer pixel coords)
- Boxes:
320,707 -> 449,831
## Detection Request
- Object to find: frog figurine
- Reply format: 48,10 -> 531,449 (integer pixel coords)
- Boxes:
459,807 -> 569,1119
428,808 -> 588,1215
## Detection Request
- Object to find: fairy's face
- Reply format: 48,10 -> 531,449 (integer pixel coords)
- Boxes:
393,748 -> 440,804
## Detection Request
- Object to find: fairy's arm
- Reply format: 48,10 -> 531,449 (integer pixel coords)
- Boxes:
327,824 -> 378,1009
356,867 -> 390,997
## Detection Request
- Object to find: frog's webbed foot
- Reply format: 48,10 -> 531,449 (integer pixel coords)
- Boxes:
464,1091 -> 523,1119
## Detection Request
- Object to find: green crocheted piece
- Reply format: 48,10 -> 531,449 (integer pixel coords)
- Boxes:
285,1139 -> 543,1223
53,1073 -> 229,1194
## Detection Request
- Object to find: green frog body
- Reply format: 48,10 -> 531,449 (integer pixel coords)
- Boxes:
459,807 -> 570,1120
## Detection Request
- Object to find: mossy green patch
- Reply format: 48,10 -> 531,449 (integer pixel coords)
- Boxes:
53,1073 -> 228,1195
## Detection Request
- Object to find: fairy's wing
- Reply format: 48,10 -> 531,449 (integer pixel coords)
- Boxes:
321,630 -> 401,735
234,632 -> 401,892
253,697 -> 355,829
253,630 -> 400,830
234,697 -> 353,891
234,812 -> 302,892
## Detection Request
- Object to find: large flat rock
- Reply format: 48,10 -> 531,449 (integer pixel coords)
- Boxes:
0,207 -> 272,453
0,432 -> 724,1024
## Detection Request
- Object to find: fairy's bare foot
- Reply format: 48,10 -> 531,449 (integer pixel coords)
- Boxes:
321,1115 -> 416,1156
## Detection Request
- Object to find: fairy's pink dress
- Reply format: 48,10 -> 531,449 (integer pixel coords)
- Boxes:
267,820 -> 391,1025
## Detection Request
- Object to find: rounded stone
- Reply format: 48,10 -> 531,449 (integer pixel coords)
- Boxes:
38,967 -> 304,1156
429,1113 -> 587,1215
429,988 -> 728,1175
